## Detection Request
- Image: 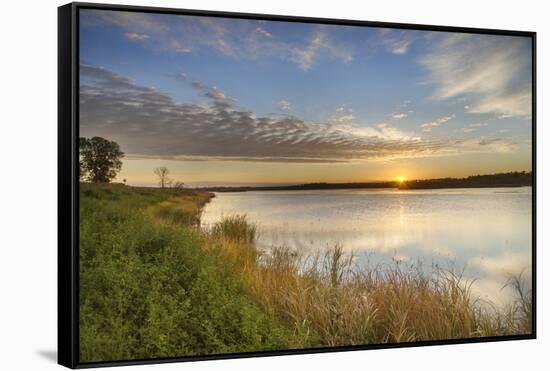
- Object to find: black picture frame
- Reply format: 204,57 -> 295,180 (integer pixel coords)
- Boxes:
58,2 -> 537,368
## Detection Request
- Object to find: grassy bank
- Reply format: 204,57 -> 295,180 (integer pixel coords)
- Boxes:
208,216 -> 531,347
79,184 -> 532,362
79,183 -> 291,362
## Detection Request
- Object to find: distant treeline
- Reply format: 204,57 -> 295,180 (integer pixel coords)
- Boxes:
196,171 -> 532,192
197,181 -> 395,192
398,171 -> 532,190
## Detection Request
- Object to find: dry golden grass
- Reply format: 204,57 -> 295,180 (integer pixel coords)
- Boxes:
207,215 -> 532,348
149,191 -> 214,226
81,184 -> 532,361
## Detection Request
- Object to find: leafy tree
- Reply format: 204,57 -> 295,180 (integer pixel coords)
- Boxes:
154,167 -> 170,189
79,137 -> 124,183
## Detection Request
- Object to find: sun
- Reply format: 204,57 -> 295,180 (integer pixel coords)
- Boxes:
397,176 -> 407,183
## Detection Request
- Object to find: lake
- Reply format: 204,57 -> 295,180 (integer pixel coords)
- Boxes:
201,187 -> 532,306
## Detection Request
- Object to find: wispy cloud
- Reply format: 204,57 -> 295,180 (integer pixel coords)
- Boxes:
391,113 -> 408,120
290,29 -> 353,71
278,100 -> 291,111
80,65 -> 517,163
421,33 -> 532,118
379,29 -> 418,55
255,27 -> 272,38
82,9 -> 353,71
419,115 -> 455,132
461,122 -> 488,133
83,9 -> 169,33
332,114 -> 355,123
168,39 -> 192,53
125,32 -> 149,41
470,251 -> 531,277
330,105 -> 355,123
466,86 -> 532,118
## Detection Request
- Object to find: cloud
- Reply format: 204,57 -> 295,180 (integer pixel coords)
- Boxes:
455,137 -> 518,153
419,115 -> 455,132
379,29 -> 418,55
80,65 -> 518,163
469,252 -> 531,277
124,154 -> 349,164
83,9 -> 169,34
278,100 -> 291,111
168,40 -> 192,53
190,82 -> 236,110
255,27 -> 272,38
330,105 -> 355,123
470,123 -> 488,128
466,86 -> 532,117
391,113 -> 408,120
461,122 -> 488,133
204,88 -> 227,101
332,114 -> 355,123
80,64 -> 153,92
125,32 -> 149,41
290,29 -> 353,71
421,33 -> 532,118
190,81 -> 207,89
82,9 -> 353,71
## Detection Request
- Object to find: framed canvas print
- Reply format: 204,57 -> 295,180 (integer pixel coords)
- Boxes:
58,2 -> 536,368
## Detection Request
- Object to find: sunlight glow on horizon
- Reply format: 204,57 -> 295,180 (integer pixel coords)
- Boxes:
79,10 -> 532,186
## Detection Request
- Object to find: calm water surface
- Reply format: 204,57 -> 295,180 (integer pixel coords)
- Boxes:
201,187 -> 532,306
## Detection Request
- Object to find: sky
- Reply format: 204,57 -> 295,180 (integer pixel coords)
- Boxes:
79,9 -> 533,187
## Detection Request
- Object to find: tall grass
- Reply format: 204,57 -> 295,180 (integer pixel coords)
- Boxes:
79,184 -> 290,362
211,214 -> 257,244
147,188 -> 214,226
80,184 -> 532,362
210,215 -> 532,348
503,271 -> 533,334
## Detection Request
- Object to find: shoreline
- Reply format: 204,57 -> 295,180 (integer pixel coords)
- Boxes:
197,184 -> 533,193
79,183 -> 533,362
193,171 -> 532,193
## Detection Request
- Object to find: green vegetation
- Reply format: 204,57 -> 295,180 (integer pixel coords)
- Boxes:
79,137 -> 124,183
80,183 -> 532,363
79,183 -> 290,362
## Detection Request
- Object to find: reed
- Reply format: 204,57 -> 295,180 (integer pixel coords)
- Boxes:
209,215 -> 532,348
79,184 -> 532,362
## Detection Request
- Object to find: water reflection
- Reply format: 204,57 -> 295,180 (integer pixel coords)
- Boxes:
201,187 -> 532,306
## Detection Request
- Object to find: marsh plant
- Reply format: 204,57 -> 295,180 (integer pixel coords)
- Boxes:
79,184 -> 531,362
210,216 -> 532,348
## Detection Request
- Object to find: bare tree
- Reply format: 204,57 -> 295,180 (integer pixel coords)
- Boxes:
154,167 -> 170,189
173,181 -> 185,190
